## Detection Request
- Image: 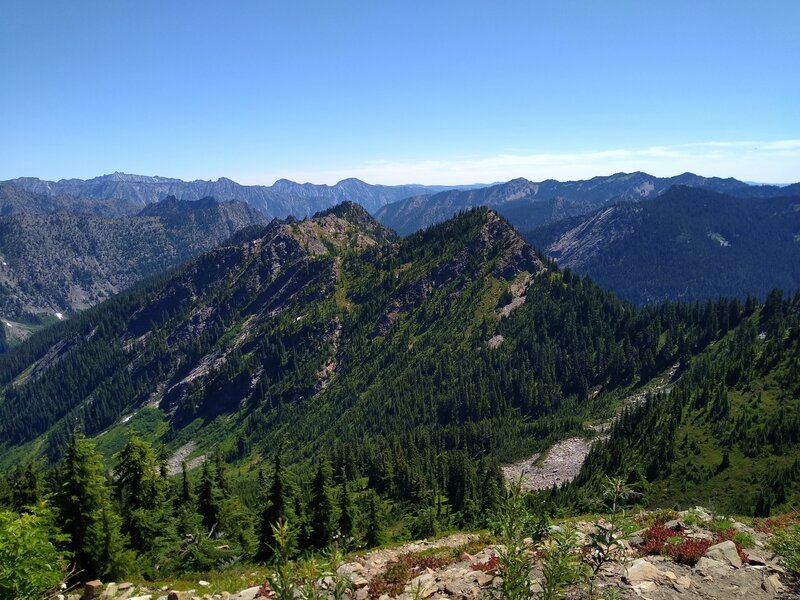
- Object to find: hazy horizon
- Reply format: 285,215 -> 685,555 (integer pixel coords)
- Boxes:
2,2 -> 797,185
4,165 -> 798,189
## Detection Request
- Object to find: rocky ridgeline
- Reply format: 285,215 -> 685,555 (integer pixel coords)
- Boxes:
69,509 -> 796,600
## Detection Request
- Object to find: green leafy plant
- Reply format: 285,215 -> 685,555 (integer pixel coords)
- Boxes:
583,478 -> 628,597
732,531 -> 755,549
538,526 -> 587,600
0,504 -> 69,600
491,480 -> 537,600
770,524 -> 800,576
265,519 -> 298,600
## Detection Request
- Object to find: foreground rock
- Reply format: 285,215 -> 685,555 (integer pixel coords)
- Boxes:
83,509 -> 797,600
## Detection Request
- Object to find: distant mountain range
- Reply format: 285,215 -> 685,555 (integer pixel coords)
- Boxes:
1,172 -> 481,219
524,186 -> 800,304
375,171 -> 800,235
0,183 -> 141,217
0,195 -> 266,337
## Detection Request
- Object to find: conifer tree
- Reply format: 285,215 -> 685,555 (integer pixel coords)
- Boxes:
214,449 -> 229,497
114,434 -> 174,553
179,460 -> 193,507
197,461 -> 221,533
9,462 -> 43,512
257,444 -> 294,560
364,490 -> 384,548
56,433 -> 129,579
337,479 -> 355,545
309,457 -> 334,549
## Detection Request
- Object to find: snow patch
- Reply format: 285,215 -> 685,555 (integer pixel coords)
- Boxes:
54,312 -> 64,320
4,322 -> 11,328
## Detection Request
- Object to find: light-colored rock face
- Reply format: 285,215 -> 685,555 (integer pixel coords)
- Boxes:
545,204 -> 643,270
706,540 -> 743,568
625,558 -> 666,583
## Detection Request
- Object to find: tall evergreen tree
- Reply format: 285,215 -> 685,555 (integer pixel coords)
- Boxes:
114,435 -> 174,554
213,449 -> 229,497
257,444 -> 294,560
309,458 -> 334,549
9,462 -> 43,512
364,490 -> 385,549
179,460 -> 193,507
56,433 -> 128,580
337,479 -> 355,545
197,461 -> 221,533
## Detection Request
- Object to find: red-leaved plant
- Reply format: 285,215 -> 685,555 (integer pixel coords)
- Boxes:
637,525 -> 748,566
470,554 -> 500,573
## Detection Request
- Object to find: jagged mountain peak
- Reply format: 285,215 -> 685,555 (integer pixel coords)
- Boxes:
410,207 -> 545,281
1,173 -> 473,220
377,171 -> 800,236
275,201 -> 397,255
312,200 -> 394,237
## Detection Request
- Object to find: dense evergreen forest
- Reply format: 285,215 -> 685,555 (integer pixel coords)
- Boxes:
565,289 -> 800,515
525,186 -> 800,304
0,203 -> 788,584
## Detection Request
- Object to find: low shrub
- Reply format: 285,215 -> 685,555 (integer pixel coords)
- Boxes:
470,554 -> 499,573
636,524 -> 748,566
369,552 -> 453,598
771,524 -> 800,576
634,509 -> 678,528
754,511 -> 800,534
638,526 -> 673,556
733,531 -> 755,548
667,539 -> 711,565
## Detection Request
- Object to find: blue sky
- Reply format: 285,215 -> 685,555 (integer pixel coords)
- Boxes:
1,1 -> 798,184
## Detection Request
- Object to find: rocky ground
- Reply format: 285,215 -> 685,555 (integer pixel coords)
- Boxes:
503,364 -> 680,491
502,437 -> 595,491
68,508 -> 798,600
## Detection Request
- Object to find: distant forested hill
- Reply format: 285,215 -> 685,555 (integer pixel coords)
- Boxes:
0,196 -> 267,326
375,171 -> 799,235
525,186 -> 800,304
0,183 -> 141,217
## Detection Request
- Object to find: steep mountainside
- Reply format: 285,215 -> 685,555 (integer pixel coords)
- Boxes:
0,196 -> 267,322
375,172 -> 800,235
571,289 -> 800,515
524,186 -> 800,304
0,183 -> 140,217
3,172 -> 479,218
0,203 -> 740,510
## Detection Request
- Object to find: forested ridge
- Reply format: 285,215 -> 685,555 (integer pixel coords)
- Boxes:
566,289 -> 800,515
524,186 -> 800,304
0,195 -> 267,333
0,202 -> 785,585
